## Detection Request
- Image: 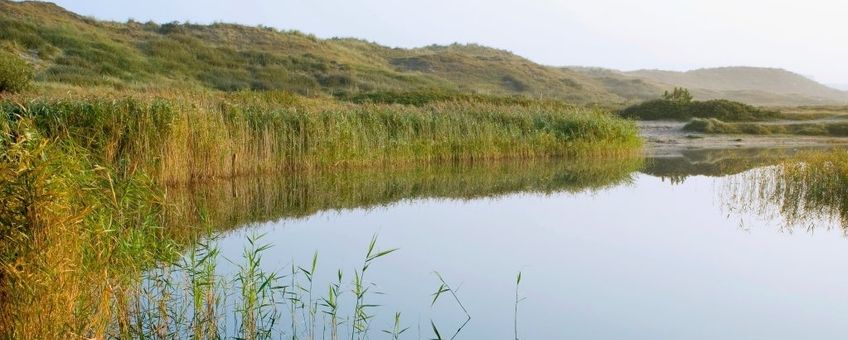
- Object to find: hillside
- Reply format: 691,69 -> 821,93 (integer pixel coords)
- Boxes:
0,0 -> 622,104
626,67 -> 848,106
566,67 -> 665,102
0,1 -> 846,106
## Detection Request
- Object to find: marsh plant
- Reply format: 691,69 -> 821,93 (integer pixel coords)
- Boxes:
1,92 -> 641,184
117,234 -> 412,339
0,110 -> 615,338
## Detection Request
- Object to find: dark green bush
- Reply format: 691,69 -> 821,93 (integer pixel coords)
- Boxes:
0,50 -> 34,93
620,98 -> 780,122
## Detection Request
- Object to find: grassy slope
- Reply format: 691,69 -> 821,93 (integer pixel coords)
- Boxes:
567,67 -> 665,104
626,67 -> 848,106
0,1 -> 623,104
3,1 -> 846,106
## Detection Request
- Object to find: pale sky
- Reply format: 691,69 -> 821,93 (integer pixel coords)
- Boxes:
47,0 -> 848,85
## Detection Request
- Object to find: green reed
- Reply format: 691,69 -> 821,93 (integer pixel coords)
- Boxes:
0,90 -> 627,338
2,91 -> 641,184
351,235 -> 397,339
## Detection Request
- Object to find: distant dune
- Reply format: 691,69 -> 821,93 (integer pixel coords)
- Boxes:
1,0 -> 845,106
829,84 -> 848,91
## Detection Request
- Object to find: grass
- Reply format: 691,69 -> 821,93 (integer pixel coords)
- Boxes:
0,1 -> 625,103
0,49 -> 33,93
683,117 -> 848,137
2,90 -> 641,184
774,105 -> 848,120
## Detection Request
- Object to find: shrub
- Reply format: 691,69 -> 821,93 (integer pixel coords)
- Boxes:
0,50 -> 33,93
620,94 -> 780,122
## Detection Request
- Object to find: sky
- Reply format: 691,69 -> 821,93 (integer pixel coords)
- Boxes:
48,0 -> 848,85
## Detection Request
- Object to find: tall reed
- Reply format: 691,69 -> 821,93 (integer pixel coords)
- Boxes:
3,91 -> 641,184
0,117 -> 174,338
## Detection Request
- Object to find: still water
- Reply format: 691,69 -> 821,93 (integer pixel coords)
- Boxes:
170,147 -> 848,339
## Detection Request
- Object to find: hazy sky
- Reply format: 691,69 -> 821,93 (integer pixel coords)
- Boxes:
48,0 -> 848,85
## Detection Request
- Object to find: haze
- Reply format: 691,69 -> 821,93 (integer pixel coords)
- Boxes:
47,0 -> 848,85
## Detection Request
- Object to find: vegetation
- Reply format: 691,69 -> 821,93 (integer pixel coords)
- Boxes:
620,89 -> 781,121
0,50 -> 33,93
0,92 -> 641,337
2,1 -> 845,106
1,91 -> 641,184
0,5 -> 644,332
0,134 -> 638,337
626,67 -> 848,106
683,118 -> 848,137
0,1 -> 627,103
0,116 -> 173,337
771,105 -> 848,120
339,89 -> 569,107
662,87 -> 694,103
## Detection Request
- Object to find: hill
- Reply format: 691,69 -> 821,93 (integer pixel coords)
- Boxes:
0,1 -> 846,106
625,67 -> 848,106
830,84 -> 848,91
0,0 -> 622,104
566,67 -> 665,103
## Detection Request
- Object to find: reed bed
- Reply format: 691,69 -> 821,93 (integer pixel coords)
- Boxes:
0,90 -> 641,337
0,118 -> 173,338
2,91 -> 641,184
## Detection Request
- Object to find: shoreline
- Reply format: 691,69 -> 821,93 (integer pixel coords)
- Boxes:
638,120 -> 848,157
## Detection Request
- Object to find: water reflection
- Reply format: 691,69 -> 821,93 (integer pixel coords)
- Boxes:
152,147 -> 848,339
169,147 -> 840,234
642,147 -> 826,184
721,149 -> 848,233
166,156 -> 644,233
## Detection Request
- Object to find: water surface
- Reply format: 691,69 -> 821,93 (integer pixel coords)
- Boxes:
168,147 -> 848,339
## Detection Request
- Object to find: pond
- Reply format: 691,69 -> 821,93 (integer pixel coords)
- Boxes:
147,147 -> 848,339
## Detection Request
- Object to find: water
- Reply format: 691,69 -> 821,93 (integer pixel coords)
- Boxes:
166,147 -> 848,339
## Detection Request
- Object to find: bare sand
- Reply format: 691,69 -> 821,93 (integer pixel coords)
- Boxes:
638,121 -> 848,156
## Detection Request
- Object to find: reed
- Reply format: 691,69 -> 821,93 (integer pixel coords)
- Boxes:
3,90 -> 641,184
0,88 -> 640,337
0,117 -> 174,338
